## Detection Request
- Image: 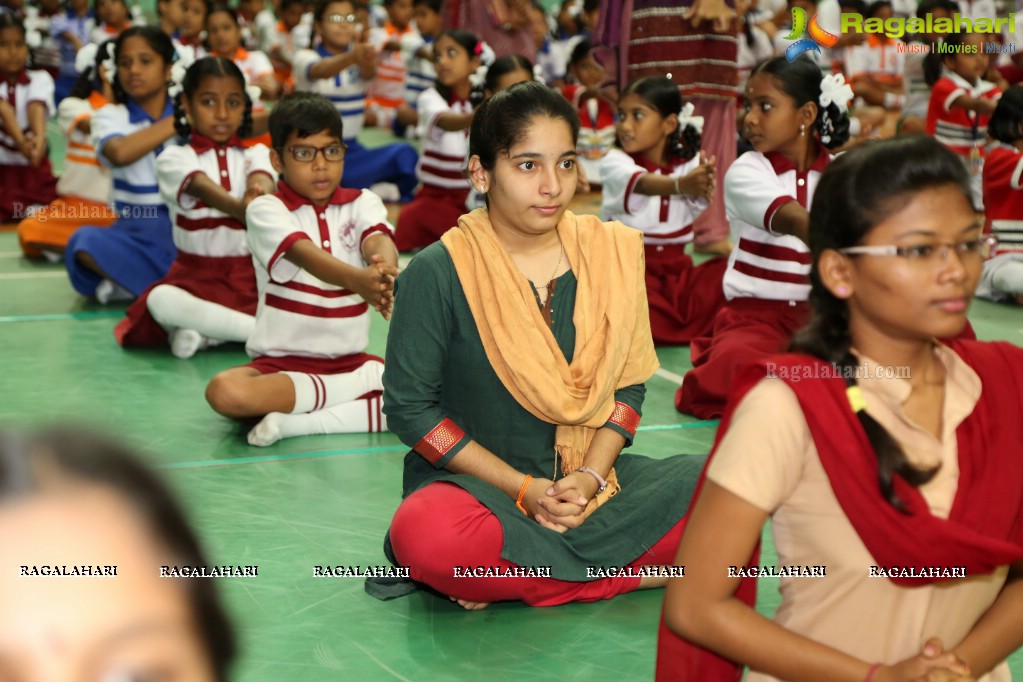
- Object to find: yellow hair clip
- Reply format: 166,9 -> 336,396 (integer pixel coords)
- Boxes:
846,386 -> 867,413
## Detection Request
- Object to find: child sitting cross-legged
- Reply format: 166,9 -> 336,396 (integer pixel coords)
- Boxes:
205,91 -> 398,446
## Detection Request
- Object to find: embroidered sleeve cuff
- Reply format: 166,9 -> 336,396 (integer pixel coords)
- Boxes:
606,401 -> 641,437
414,418 -> 468,467
764,196 -> 797,234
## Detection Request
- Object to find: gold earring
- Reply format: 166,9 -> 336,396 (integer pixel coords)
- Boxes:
800,124 -> 806,137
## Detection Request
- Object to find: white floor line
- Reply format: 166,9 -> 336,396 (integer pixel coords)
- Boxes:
0,252 -> 26,258
0,271 -> 66,280
654,367 -> 685,385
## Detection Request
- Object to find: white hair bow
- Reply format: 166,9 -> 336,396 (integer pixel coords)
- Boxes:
819,73 -> 854,113
678,102 -> 704,134
75,43 -> 99,75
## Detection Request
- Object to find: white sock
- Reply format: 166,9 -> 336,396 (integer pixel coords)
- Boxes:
992,260 -> 1023,296
282,361 -> 384,414
95,279 -> 134,304
247,394 -> 387,446
169,329 -> 207,359
147,284 -> 255,345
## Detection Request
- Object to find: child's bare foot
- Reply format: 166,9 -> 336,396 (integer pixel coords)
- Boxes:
449,595 -> 490,610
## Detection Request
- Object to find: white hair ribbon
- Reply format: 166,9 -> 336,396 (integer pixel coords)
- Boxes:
678,102 -> 704,134
819,73 -> 854,113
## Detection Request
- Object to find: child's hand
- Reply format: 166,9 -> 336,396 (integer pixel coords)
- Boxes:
353,42 -> 376,68
27,135 -> 47,166
355,254 -> 399,320
679,151 -> 716,200
242,184 -> 268,207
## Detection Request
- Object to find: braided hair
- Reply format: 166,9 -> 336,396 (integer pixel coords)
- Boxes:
172,56 -> 253,138
790,135 -> 974,511
620,76 -> 701,162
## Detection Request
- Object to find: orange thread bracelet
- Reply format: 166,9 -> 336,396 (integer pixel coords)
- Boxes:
515,474 -> 533,516
864,663 -> 881,682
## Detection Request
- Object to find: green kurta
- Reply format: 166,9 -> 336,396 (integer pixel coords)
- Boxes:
383,242 -> 703,581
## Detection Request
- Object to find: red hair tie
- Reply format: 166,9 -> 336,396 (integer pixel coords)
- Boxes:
474,41 -> 483,56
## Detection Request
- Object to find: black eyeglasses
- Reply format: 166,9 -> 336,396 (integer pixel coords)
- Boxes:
276,144 -> 347,163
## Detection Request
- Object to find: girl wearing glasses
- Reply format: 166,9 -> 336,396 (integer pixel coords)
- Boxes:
293,0 -> 419,202
115,57 -> 276,358
658,135 -> 1021,682
979,86 -> 1023,306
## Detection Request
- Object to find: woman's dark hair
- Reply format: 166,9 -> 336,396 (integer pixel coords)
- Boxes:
470,79 -> 578,171
434,28 -> 482,103
0,428 -> 236,680
268,91 -> 344,148
483,54 -> 534,94
866,0 -> 892,17
173,56 -> 253,138
111,26 -> 175,104
749,56 -> 850,149
69,39 -> 115,100
567,36 -> 592,69
791,135 -> 974,511
206,3 -> 240,26
988,85 -> 1023,144
0,12 -> 27,39
621,76 -> 701,162
923,30 -> 969,87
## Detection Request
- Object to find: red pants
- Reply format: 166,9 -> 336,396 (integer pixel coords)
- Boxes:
677,298 -> 810,419
389,482 -> 685,606
646,244 -> 727,345
393,185 -> 469,252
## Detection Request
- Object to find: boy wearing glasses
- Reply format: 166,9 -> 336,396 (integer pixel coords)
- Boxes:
205,92 -> 398,446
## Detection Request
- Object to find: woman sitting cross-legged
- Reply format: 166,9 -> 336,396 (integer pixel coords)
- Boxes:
376,80 -> 704,609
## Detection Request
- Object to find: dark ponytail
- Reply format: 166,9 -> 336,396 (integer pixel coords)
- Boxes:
620,76 -> 701,162
791,135 -> 974,511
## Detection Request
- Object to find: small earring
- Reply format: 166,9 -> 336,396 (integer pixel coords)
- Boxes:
800,124 -> 806,137
835,286 -> 849,297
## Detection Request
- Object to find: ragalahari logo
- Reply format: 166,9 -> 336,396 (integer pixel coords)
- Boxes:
785,7 -> 840,62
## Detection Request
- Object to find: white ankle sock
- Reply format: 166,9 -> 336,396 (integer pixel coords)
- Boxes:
282,361 -> 384,414
247,394 -> 387,446
147,284 -> 255,345
95,279 -> 134,304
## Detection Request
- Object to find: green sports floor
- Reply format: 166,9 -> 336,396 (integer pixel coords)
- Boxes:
3,225 -> 1023,680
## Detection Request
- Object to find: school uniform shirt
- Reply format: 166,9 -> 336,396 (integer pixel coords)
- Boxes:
245,180 -> 394,359
55,91 -> 111,203
241,8 -> 277,51
722,146 -> 831,302
601,148 -> 707,246
562,84 -> 616,177
737,23 -> 774,94
262,17 -> 312,65
24,5 -> 63,74
368,22 -> 412,108
844,35 -> 906,97
89,21 -> 130,45
707,345 -> 1010,682
979,144 -> 1023,301
401,32 -> 434,107
415,88 -> 471,190
157,136 -> 276,257
91,97 -> 178,214
926,71 -> 1001,159
983,145 -> 1023,252
0,69 -> 55,167
293,44 -> 367,142
49,9 -> 96,80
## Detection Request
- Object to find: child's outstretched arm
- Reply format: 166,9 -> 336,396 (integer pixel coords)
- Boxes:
99,114 -> 176,167
182,171 -> 276,222
283,240 -> 398,317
